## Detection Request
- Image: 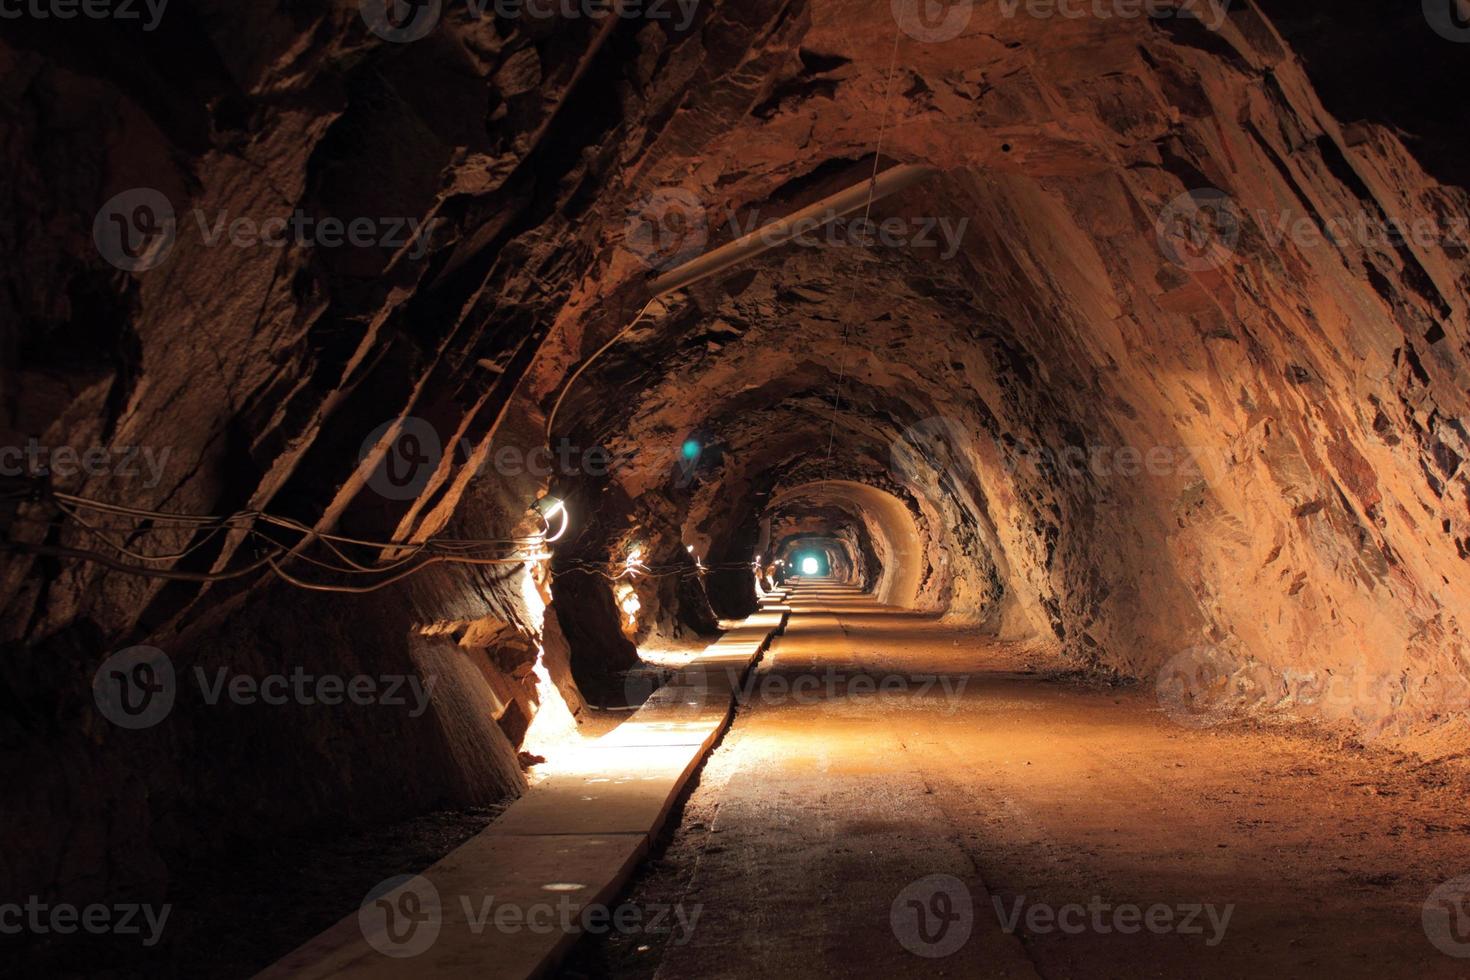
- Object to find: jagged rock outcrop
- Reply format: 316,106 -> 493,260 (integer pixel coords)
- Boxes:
2,0 -> 1467,912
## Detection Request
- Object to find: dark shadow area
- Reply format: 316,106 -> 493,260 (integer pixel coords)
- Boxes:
3,804 -> 507,979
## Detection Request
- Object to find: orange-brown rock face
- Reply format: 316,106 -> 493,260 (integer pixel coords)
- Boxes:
539,2 -> 1470,752
1,0 -> 1466,911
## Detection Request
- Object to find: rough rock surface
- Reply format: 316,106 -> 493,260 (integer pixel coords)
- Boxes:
1,0 -> 1467,914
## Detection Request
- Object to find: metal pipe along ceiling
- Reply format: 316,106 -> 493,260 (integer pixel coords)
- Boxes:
543,163 -> 939,441
647,163 -> 939,296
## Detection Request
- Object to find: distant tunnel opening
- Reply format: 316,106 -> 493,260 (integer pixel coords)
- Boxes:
6,4 -> 1470,978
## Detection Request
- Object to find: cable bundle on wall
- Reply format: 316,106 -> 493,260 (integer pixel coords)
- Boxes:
0,487 -> 555,595
554,557 -> 755,582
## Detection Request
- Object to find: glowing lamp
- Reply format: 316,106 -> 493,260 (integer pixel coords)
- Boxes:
536,498 -> 569,543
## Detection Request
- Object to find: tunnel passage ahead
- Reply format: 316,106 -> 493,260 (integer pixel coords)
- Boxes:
564,580 -> 1470,979
767,481 -> 924,611
6,3 -> 1470,977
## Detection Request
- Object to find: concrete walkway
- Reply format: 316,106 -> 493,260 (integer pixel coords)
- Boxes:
259,597 -> 789,980
581,580 -> 1470,979
647,581 -> 1038,978
263,580 -> 1470,978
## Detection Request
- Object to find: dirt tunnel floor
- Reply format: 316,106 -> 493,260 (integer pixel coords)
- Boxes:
560,581 -> 1470,978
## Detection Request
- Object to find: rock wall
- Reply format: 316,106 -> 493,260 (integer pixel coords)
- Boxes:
531,1 -> 1470,749
2,0 -> 1468,911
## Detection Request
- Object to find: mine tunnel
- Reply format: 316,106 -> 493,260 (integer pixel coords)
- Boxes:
4,1 -> 1470,977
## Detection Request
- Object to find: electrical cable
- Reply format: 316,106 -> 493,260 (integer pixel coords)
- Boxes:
823,22 -> 904,473
5,540 -> 282,583
3,486 -> 557,592
544,297 -> 661,442
53,500 -> 246,564
266,552 -> 550,595
52,492 -> 542,548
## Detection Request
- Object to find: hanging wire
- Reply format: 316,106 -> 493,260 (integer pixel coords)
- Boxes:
544,296 -> 662,443
266,552 -> 552,595
2,486 -> 557,594
3,33 -> 913,595
823,22 -> 905,476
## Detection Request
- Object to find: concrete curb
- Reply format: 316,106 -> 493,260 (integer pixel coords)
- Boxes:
258,603 -> 789,980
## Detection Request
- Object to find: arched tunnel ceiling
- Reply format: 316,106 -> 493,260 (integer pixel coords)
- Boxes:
775,535 -> 845,577
770,481 -> 924,610
0,0 -> 1453,742
524,1 -> 1469,714
772,511 -> 870,592
6,0 -> 1470,926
